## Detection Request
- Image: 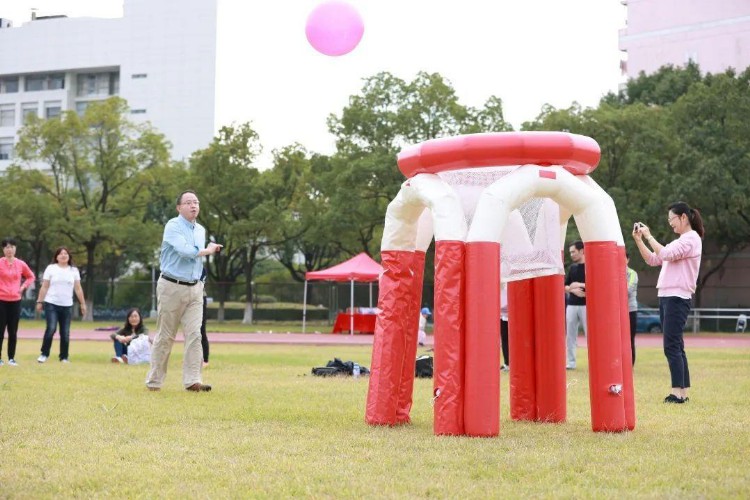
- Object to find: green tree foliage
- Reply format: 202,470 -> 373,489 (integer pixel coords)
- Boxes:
13,97 -> 170,319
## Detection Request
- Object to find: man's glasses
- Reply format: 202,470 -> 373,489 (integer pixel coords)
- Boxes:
181,200 -> 200,206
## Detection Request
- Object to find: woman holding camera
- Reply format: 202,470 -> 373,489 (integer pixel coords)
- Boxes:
633,202 -> 704,404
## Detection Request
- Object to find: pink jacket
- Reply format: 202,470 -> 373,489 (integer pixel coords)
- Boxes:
0,257 -> 36,302
646,230 -> 702,299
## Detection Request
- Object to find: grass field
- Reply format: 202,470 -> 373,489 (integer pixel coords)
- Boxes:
1,340 -> 749,498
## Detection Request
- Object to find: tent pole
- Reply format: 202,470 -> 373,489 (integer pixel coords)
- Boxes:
369,282 -> 373,308
302,280 -> 308,334
350,279 -> 355,335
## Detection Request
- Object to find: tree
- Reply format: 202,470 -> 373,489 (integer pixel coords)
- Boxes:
14,97 -> 170,319
665,68 -> 750,304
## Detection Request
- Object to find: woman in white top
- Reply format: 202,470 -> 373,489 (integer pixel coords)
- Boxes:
35,247 -> 87,363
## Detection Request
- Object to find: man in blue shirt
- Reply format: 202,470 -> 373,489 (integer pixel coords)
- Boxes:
146,190 -> 222,392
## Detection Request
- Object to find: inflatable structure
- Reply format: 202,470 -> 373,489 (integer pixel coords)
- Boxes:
365,132 -> 635,436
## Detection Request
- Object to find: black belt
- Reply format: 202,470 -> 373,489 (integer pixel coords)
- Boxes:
160,274 -> 198,286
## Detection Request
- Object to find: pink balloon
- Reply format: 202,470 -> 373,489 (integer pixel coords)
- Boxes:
305,1 -> 364,57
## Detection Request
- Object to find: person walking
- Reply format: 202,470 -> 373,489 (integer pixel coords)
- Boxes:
564,240 -> 586,370
145,190 -> 222,392
36,247 -> 86,363
0,238 -> 36,366
633,201 -> 704,404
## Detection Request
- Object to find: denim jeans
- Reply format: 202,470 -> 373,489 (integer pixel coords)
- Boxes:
659,296 -> 691,389
113,340 -> 129,358
40,302 -> 72,360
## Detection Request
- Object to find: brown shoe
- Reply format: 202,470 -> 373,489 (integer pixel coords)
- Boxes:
186,383 -> 212,392
147,386 -> 161,392
121,354 -> 128,364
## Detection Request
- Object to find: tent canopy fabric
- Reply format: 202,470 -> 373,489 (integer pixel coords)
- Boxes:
305,252 -> 382,282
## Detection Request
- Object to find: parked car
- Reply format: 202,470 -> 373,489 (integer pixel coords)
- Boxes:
636,304 -> 661,333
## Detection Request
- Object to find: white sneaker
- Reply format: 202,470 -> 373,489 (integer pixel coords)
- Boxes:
8,359 -> 17,366
37,355 -> 48,363
111,356 -> 123,363
60,359 -> 71,364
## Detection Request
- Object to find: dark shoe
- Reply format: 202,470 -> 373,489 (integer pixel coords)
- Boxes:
664,394 -> 685,404
147,386 -> 161,392
683,397 -> 689,403
186,383 -> 212,392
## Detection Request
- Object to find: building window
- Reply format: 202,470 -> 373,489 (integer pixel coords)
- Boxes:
0,104 -> 15,127
22,102 -> 38,123
0,137 -> 13,160
131,73 -> 148,79
48,73 -> 65,90
77,72 -> 120,97
25,75 -> 44,92
0,77 -> 19,93
24,73 -> 65,92
75,101 -> 90,116
45,101 -> 62,119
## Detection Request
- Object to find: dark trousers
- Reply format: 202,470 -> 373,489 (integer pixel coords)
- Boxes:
659,296 -> 691,389
40,302 -> 72,360
113,340 -> 128,358
629,310 -> 637,365
200,296 -> 209,363
0,300 -> 22,360
500,319 -> 509,366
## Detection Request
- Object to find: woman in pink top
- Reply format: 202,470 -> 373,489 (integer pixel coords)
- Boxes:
633,201 -> 704,404
0,238 -> 36,366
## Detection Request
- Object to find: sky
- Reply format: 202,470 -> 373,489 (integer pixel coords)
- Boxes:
3,0 -> 627,166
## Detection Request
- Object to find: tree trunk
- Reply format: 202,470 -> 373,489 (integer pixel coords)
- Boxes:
242,249 -> 256,324
83,244 -> 96,321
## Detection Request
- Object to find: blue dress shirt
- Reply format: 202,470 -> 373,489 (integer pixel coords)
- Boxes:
159,215 -> 205,282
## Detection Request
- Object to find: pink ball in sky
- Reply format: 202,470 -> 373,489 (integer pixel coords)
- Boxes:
305,1 -> 364,57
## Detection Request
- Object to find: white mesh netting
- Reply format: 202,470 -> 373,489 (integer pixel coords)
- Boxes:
437,167 -> 564,282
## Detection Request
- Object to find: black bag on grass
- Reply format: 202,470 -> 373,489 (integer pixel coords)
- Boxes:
312,357 -> 370,377
415,355 -> 433,378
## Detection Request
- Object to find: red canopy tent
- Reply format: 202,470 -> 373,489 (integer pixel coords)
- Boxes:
303,253 -> 383,335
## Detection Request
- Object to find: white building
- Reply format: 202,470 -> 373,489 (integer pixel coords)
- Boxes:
0,0 -> 217,170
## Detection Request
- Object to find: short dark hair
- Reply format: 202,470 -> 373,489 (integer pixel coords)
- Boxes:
176,190 -> 197,205
1,237 -> 17,248
570,240 -> 584,251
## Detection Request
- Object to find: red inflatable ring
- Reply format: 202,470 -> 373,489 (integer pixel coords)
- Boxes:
397,131 -> 600,178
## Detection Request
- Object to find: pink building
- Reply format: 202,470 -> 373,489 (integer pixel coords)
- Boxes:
619,0 -> 750,77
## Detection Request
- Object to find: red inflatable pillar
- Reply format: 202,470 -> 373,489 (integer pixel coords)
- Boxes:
532,274 -> 567,422
617,246 -> 636,430
464,242 -> 500,436
433,240 -> 465,435
395,250 -> 426,424
585,241 -> 627,432
366,250 -> 414,425
508,279 -> 536,421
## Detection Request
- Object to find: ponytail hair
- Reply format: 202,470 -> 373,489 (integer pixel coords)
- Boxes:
668,201 -> 705,238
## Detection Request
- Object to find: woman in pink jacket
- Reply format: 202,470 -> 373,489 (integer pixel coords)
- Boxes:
0,237 -> 36,366
633,202 -> 704,404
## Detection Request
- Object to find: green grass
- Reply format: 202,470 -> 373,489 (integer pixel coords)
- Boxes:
1,340 -> 749,498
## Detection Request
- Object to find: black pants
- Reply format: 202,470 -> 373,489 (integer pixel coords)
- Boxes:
659,296 -> 691,389
500,319 -> 509,366
200,296 -> 209,363
629,310 -> 637,365
0,300 -> 22,360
